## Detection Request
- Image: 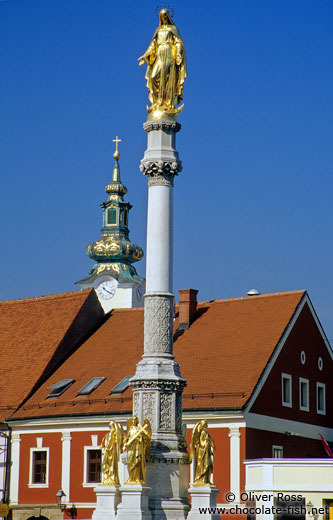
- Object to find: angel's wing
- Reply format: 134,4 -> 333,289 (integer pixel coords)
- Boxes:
100,432 -> 108,450
143,419 -> 152,459
126,417 -> 133,433
115,422 -> 124,457
189,421 -> 201,463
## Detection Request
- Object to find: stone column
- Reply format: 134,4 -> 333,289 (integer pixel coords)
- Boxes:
61,431 -> 72,501
10,432 -> 21,505
229,426 -> 241,502
130,119 -> 189,520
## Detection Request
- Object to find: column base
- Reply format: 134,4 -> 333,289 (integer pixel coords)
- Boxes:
117,483 -> 152,520
92,485 -> 120,520
188,486 -> 220,520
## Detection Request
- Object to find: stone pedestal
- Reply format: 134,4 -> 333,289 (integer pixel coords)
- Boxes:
92,485 -> 120,520
188,486 -> 220,520
116,484 -> 152,520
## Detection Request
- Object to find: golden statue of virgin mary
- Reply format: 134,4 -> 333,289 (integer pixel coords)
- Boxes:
138,8 -> 187,120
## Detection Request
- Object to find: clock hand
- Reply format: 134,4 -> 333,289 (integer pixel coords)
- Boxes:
103,287 -> 113,295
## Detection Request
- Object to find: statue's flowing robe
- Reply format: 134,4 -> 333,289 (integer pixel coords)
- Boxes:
101,429 -> 120,485
194,430 -> 214,485
144,23 -> 187,109
126,425 -> 147,483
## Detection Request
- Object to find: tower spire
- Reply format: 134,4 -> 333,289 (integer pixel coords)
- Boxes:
76,138 -> 145,309
112,135 -> 122,182
112,135 -> 122,159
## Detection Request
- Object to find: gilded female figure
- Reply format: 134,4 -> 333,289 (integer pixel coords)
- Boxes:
190,420 -> 216,486
101,421 -> 124,486
138,9 -> 187,115
123,416 -> 151,484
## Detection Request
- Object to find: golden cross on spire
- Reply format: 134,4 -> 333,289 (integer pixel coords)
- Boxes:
112,135 -> 122,159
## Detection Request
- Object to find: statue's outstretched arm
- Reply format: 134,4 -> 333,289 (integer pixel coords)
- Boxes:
138,38 -> 156,66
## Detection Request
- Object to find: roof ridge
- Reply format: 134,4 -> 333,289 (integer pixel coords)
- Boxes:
197,290 -> 306,306
0,289 -> 91,305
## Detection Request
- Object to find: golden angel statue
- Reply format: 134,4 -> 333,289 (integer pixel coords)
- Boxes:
190,420 -> 216,486
123,416 -> 152,484
101,421 -> 124,486
138,8 -> 187,117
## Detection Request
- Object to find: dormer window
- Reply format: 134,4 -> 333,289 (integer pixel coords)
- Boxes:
47,379 -> 75,399
110,375 -> 132,394
77,377 -> 106,396
107,207 -> 117,225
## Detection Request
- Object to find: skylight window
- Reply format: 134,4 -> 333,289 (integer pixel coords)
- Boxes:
77,377 -> 106,396
110,376 -> 132,394
47,379 -> 75,398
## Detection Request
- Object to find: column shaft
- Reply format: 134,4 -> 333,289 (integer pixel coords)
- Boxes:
61,431 -> 72,501
146,185 -> 173,293
229,426 -> 241,502
10,433 -> 21,505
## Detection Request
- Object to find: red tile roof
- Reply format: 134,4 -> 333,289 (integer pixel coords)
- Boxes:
0,289 -> 103,421
8,290 -> 305,421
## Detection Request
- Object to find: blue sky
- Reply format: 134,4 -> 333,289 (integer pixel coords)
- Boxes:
1,0 -> 333,339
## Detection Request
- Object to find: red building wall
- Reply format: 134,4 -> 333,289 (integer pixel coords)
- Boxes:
19,432 -> 62,504
70,430 -> 106,505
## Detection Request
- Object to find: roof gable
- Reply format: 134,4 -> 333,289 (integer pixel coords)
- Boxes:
246,293 -> 333,426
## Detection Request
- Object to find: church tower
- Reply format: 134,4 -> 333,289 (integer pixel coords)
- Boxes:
76,137 -> 145,312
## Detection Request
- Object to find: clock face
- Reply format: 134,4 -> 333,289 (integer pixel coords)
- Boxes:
96,280 -> 116,300
136,286 -> 143,302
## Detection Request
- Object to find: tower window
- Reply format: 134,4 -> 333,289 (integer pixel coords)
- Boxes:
107,208 -> 117,225
124,209 -> 128,227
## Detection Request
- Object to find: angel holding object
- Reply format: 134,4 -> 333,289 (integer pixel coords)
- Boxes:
123,416 -> 152,485
190,420 -> 216,486
138,8 -> 187,117
101,421 -> 124,486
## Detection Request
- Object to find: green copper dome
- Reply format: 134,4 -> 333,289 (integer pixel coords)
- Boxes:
78,151 -> 144,286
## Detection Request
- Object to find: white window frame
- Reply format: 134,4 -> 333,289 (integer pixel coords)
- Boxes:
83,446 -> 102,487
272,445 -> 283,458
281,373 -> 292,407
299,377 -> 309,411
316,382 -> 326,415
28,447 -> 49,488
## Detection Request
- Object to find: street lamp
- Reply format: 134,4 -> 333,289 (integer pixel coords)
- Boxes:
56,489 -> 77,519
306,501 -> 319,520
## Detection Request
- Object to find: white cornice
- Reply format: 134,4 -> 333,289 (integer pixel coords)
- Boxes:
245,411 -> 333,441
8,412 -> 246,434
